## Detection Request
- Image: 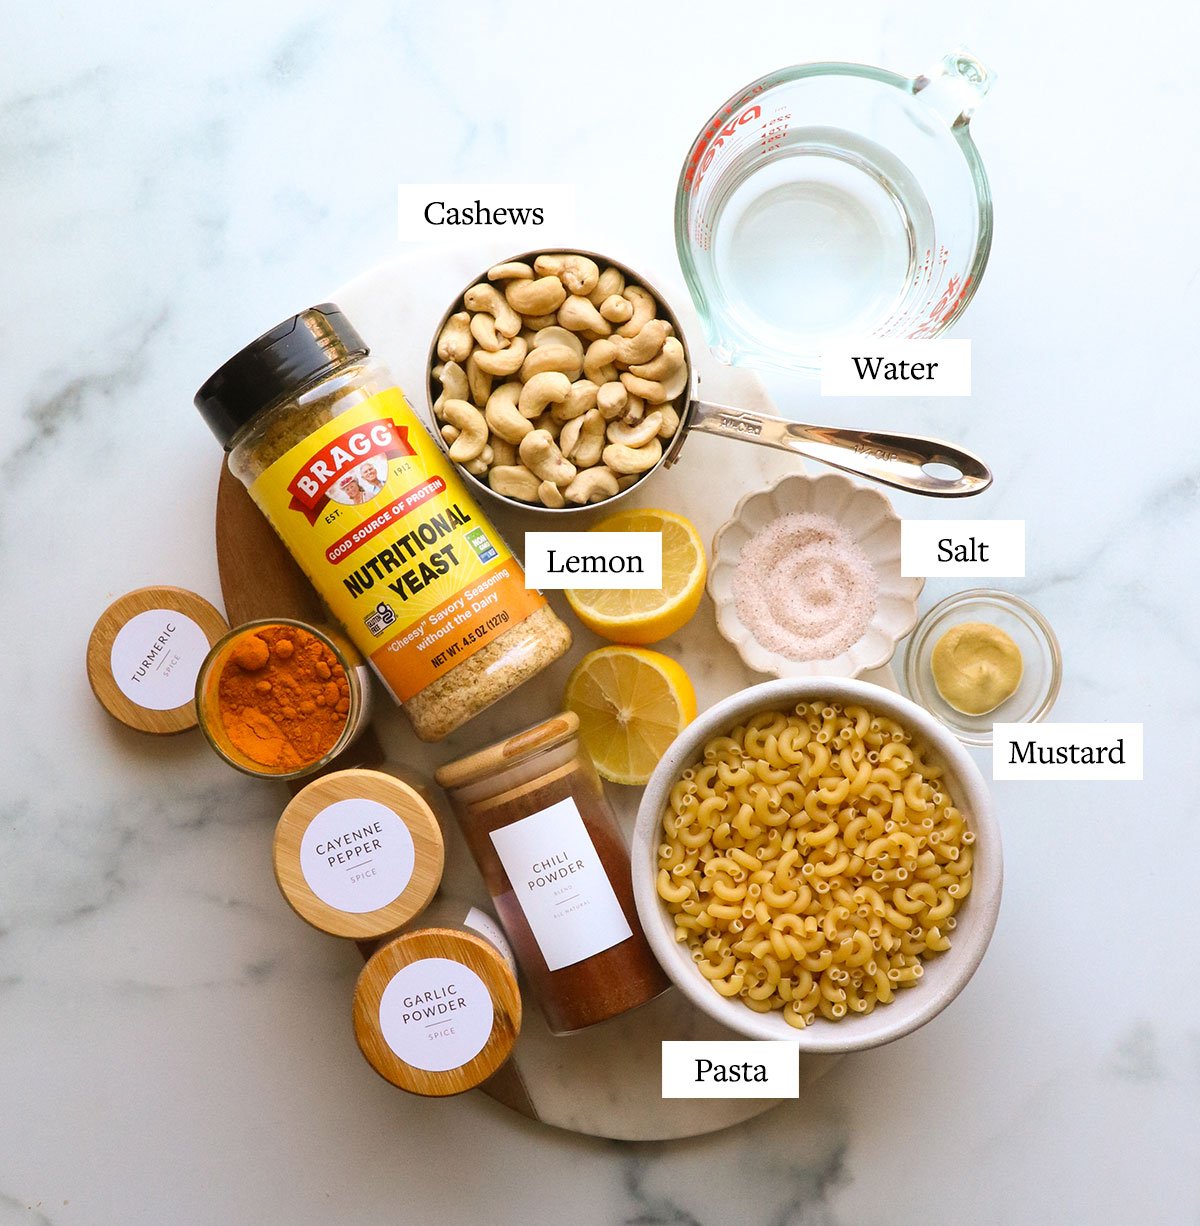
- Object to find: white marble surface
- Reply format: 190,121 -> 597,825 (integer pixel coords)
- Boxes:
2,2 -> 1197,1223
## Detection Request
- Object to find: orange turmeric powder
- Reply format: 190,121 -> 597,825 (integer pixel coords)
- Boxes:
215,624 -> 350,771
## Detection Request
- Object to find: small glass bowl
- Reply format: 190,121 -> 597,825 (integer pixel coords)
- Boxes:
195,618 -> 372,781
904,590 -> 1061,746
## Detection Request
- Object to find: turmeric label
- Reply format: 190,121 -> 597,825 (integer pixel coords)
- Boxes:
249,389 -> 545,702
216,625 -> 349,771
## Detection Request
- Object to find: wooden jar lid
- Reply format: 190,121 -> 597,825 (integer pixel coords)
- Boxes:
273,769 -> 444,940
86,586 -> 229,734
353,928 -> 521,1097
434,711 -> 579,790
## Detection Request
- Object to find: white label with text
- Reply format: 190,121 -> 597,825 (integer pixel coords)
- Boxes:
489,797 -> 632,971
524,532 -> 662,590
300,798 -> 415,913
110,609 -> 211,710
993,723 -> 1143,780
901,520 -> 1025,577
661,1041 -> 799,1099
378,958 -> 494,1072
397,183 -> 575,239
821,339 -> 971,396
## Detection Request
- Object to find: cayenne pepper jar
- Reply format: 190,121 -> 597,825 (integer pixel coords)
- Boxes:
194,305 -> 571,742
435,712 -> 669,1034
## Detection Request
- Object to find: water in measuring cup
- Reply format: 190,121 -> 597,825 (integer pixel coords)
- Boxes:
710,128 -> 931,355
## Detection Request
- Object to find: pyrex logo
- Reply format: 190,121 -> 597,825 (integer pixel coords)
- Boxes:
683,100 -> 763,189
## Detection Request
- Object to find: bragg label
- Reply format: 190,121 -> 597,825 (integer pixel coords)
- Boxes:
250,388 -> 545,702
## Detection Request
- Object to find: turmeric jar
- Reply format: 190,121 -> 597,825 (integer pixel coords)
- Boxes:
195,306 -> 570,741
195,619 -> 371,781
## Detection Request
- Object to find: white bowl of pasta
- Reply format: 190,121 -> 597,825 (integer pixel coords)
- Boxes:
632,677 -> 1001,1051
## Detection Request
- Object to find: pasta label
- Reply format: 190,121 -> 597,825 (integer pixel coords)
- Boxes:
488,797 -> 632,971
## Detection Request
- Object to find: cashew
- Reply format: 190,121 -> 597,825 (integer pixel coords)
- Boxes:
489,435 -> 518,467
531,411 -> 563,441
616,473 -> 641,492
603,437 -> 663,474
440,423 -> 460,444
558,294 -> 611,336
533,252 -> 600,296
629,336 -> 686,382
616,285 -> 656,338
552,379 -> 598,422
443,400 -> 489,463
520,343 -> 583,382
558,414 -> 586,460
565,467 -> 620,505
606,410 -> 663,449
505,276 -> 567,316
596,381 -> 628,420
433,360 -> 469,418
570,409 -> 607,468
488,465 -> 541,503
622,394 -> 645,425
463,444 -> 494,476
436,311 -> 473,363
462,284 -> 521,337
518,371 -> 571,418
587,265 -> 625,307
537,480 -> 566,509
609,318 -> 672,366
657,404 -> 681,439
532,326 -> 584,358
469,311 -> 505,352
487,261 -> 533,281
519,429 -> 577,486
599,293 -> 634,324
472,335 -> 528,377
485,382 -> 533,444
521,311 -> 560,331
583,338 -> 619,384
620,361 -> 689,405
466,350 -> 494,406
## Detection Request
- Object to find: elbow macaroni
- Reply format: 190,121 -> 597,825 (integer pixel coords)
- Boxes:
656,701 -> 974,1027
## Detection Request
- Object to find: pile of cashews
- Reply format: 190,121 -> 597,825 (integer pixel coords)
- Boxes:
430,252 -> 687,508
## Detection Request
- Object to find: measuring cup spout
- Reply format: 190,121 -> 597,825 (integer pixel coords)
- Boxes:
912,47 -> 994,127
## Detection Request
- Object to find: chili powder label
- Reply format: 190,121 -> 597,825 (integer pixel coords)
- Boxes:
250,388 -> 545,702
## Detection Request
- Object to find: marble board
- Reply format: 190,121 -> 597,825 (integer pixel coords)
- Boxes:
213,241 -> 901,1140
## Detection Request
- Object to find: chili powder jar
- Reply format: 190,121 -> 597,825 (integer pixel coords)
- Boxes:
194,305 -> 570,742
436,712 -> 669,1034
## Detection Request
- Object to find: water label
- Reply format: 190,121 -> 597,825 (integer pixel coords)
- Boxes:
821,339 -> 971,396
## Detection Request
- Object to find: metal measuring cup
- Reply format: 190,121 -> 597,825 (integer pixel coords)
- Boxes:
425,248 -> 992,516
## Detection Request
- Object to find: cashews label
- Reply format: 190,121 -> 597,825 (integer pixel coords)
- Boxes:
397,184 -> 576,239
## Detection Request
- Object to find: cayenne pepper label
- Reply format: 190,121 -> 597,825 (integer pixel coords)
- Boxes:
250,388 -> 545,702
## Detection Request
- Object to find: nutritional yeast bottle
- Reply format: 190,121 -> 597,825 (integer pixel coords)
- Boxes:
195,305 -> 570,742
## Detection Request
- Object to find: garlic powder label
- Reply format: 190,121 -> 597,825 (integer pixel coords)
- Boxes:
109,609 -> 211,710
378,957 -> 494,1072
489,797 -> 632,971
299,798 -> 415,914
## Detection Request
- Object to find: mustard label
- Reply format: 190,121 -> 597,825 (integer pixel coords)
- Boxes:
250,388 -> 544,700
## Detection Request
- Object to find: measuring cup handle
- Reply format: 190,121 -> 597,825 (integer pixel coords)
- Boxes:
687,401 -> 993,497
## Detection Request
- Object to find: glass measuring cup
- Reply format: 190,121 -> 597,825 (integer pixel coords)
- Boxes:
676,49 -> 994,373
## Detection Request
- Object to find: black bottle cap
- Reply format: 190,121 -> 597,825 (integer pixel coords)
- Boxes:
194,304 -> 369,448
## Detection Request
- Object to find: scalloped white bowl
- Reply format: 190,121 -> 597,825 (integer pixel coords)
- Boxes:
709,471 -> 923,677
632,677 -> 1002,1052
